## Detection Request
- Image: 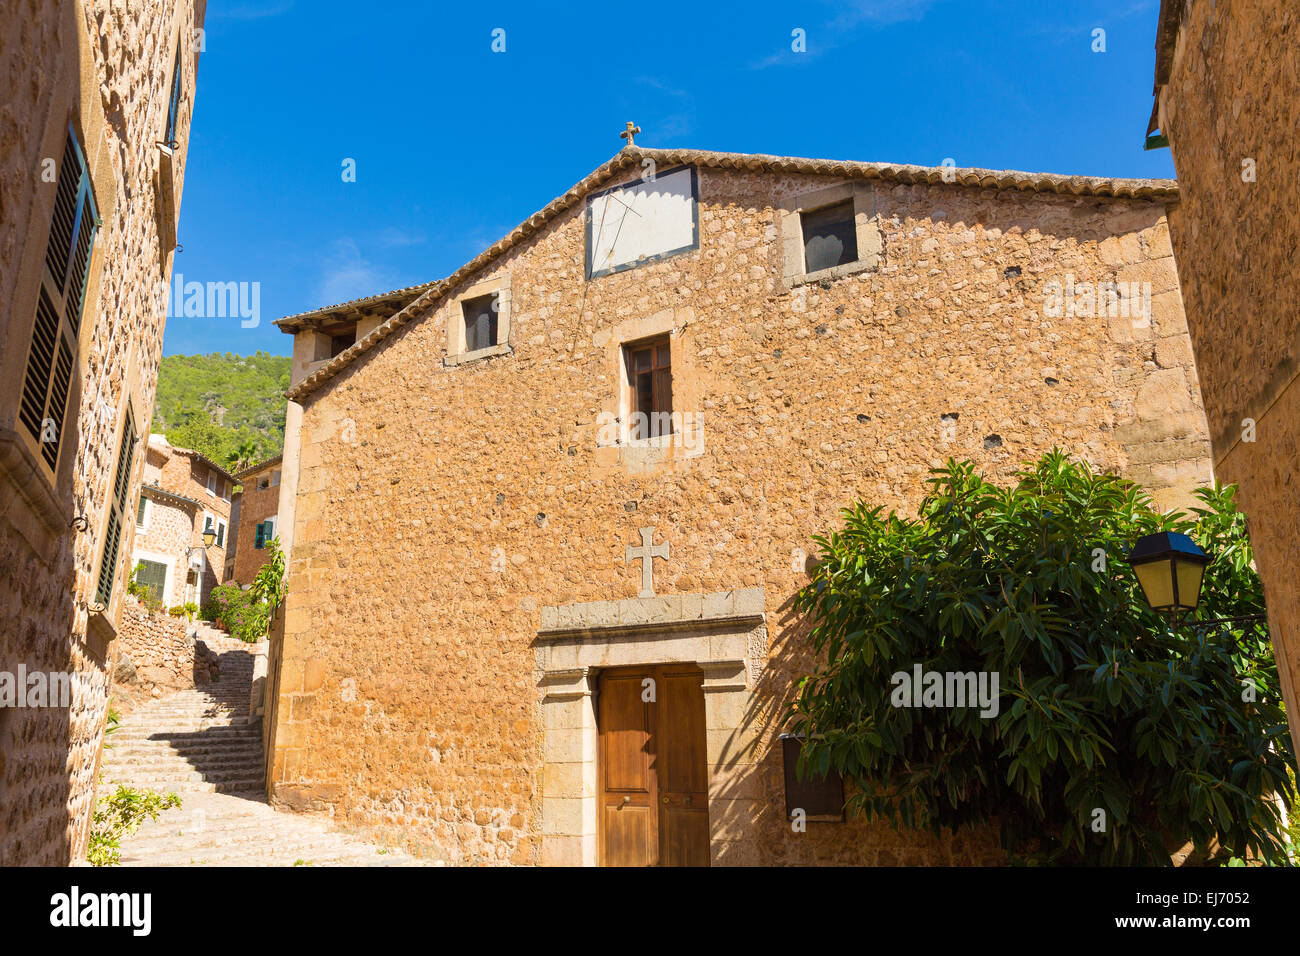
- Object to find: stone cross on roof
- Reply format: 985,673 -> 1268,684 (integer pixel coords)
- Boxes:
625,526 -> 668,598
620,121 -> 641,148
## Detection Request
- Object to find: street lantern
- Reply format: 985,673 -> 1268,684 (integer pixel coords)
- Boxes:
1126,531 -> 1210,616
201,529 -> 217,548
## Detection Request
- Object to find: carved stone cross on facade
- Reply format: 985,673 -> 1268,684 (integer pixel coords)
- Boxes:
620,121 -> 641,148
625,526 -> 668,598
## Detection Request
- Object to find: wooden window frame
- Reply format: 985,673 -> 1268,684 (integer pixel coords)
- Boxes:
623,335 -> 674,442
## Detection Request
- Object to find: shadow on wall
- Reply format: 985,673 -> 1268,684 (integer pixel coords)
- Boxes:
713,582 -> 1006,867
0,0 -> 112,865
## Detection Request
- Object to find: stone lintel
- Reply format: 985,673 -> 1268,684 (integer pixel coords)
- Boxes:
537,588 -> 765,642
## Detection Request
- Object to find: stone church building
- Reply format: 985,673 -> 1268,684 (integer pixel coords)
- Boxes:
265,144 -> 1212,865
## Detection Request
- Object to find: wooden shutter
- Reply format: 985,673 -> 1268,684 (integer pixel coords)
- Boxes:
21,127 -> 98,475
254,522 -> 265,549
136,560 -> 168,606
95,407 -> 136,605
165,45 -> 183,145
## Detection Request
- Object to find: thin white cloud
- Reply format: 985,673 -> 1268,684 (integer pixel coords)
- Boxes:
830,0 -> 937,28
315,238 -> 390,305
630,76 -> 695,143
750,0 -> 939,69
374,227 -> 427,249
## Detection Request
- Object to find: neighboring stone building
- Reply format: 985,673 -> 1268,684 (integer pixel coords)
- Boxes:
265,144 -> 1213,865
130,434 -> 233,608
0,0 -> 207,864
225,489 -> 241,581
231,454 -> 282,585
1147,0 -> 1300,749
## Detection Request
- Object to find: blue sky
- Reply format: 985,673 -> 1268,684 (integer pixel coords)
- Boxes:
168,0 -> 1173,357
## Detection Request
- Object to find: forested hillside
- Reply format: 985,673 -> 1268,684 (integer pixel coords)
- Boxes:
151,352 -> 290,472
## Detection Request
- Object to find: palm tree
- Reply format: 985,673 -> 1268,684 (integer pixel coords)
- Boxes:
227,437 -> 262,474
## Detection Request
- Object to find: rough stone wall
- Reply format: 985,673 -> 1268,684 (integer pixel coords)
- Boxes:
131,498 -> 197,607
0,0 -> 205,864
154,447 -> 229,598
112,597 -> 215,712
1155,0 -> 1300,748
233,468 -> 279,585
271,165 -> 1212,865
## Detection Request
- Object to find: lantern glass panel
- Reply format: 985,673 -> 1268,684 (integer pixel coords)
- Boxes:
1175,559 -> 1206,611
1135,559 -> 1175,609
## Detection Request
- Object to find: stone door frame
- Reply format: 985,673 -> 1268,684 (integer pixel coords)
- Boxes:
535,588 -> 766,866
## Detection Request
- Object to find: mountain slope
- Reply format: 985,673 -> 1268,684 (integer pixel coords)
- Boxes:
151,352 -> 290,470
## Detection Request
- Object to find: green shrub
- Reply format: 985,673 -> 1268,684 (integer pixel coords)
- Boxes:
251,537 -> 287,620
88,786 -> 181,866
788,451 -> 1295,866
204,582 -> 268,642
127,563 -> 164,612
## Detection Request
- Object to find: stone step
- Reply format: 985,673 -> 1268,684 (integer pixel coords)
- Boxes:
130,817 -> 288,845
119,839 -> 408,867
111,726 -> 261,740
104,656 -> 417,867
102,758 -> 264,778
106,745 -> 262,761
119,711 -> 252,719
118,700 -> 252,709
104,744 -> 262,761
104,777 -> 266,794
104,769 -> 265,787
113,717 -> 247,723
126,825 -> 362,854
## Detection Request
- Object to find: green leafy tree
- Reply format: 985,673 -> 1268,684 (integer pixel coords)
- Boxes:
788,451 -> 1295,865
251,537 -> 287,624
151,351 -> 289,462
227,437 -> 263,474
166,418 -> 239,465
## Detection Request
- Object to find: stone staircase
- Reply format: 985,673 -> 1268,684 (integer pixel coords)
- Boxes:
101,626 -> 422,866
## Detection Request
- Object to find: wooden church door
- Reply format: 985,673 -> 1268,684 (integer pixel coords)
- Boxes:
598,665 -> 710,866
